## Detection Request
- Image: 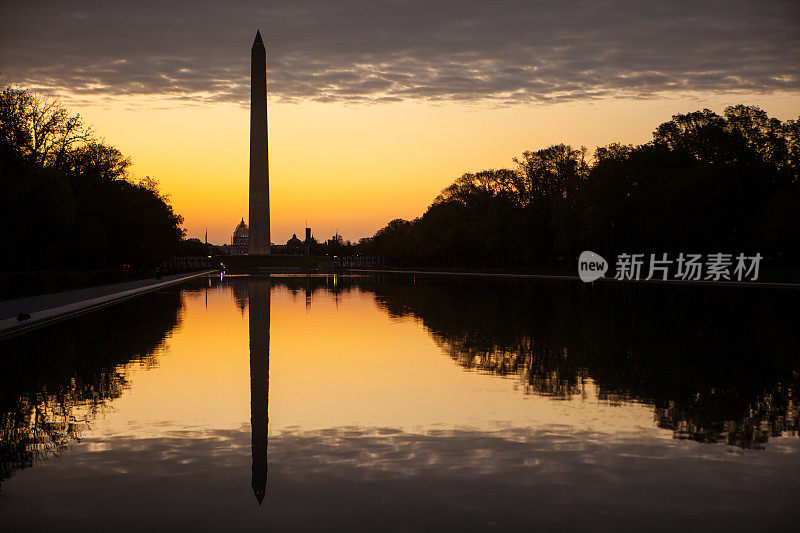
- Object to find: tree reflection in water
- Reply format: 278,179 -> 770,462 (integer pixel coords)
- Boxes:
230,273 -> 800,449
367,276 -> 800,449
0,283 -> 190,489
231,273 -> 800,448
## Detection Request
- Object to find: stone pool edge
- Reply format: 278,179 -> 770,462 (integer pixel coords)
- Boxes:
0,270 -> 218,339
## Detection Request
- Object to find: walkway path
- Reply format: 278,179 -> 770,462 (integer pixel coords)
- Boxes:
0,270 -> 217,338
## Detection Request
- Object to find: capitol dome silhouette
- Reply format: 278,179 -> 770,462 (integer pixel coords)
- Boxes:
230,217 -> 249,255
233,218 -> 249,242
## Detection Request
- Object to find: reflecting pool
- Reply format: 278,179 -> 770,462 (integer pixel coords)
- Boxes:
1,274 -> 798,530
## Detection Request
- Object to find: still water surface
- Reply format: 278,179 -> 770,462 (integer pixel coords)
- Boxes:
1,274 -> 798,530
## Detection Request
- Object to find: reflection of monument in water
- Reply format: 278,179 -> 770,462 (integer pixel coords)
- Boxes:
248,277 -> 270,504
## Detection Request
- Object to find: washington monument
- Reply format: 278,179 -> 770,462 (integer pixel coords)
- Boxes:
249,30 -> 270,255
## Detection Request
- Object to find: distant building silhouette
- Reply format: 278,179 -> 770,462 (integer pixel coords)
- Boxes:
303,227 -> 313,255
231,218 -> 249,255
285,233 -> 303,255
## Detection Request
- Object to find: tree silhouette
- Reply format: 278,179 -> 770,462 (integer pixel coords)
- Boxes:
0,83 -> 185,274
362,106 -> 800,269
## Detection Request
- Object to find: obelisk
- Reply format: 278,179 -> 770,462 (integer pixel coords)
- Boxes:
249,30 -> 270,255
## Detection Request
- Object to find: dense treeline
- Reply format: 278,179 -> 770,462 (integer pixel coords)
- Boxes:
360,106 -> 800,267
0,84 -> 185,271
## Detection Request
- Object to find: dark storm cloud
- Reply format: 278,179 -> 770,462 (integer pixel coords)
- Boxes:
0,0 -> 797,104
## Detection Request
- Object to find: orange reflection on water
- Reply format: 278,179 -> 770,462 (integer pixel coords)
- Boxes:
87,276 -> 660,442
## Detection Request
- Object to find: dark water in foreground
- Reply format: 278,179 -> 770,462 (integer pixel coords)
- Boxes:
1,274 -> 798,531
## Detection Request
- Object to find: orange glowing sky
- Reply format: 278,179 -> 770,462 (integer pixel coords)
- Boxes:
70,94 -> 800,244
2,1 -> 798,244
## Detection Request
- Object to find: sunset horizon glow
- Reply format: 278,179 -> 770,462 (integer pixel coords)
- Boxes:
39,93 -> 800,245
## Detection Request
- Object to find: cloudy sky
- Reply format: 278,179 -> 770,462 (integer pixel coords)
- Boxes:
2,0 -> 799,242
